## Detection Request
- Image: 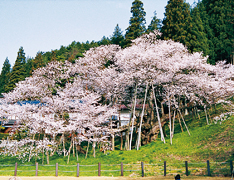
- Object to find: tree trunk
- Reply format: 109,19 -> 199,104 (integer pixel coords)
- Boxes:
129,84 -> 137,150
63,133 -> 65,157
28,134 -> 35,162
85,141 -> 89,159
67,137 -> 73,164
178,109 -> 190,136
120,132 -> 123,151
204,106 -> 209,125
172,111 -> 176,138
93,142 -> 96,158
73,134 -> 75,157
111,134 -> 115,151
168,97 -> 172,145
136,82 -> 148,150
152,84 -> 165,143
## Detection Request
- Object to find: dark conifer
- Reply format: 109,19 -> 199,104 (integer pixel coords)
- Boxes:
124,0 -> 146,47
111,24 -> 124,47
146,11 -> 161,33
6,47 -> 26,92
0,58 -> 11,95
201,0 -> 234,63
161,0 -> 192,47
188,5 -> 210,56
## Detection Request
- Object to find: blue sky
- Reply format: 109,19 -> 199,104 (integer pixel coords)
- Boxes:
0,0 -> 197,71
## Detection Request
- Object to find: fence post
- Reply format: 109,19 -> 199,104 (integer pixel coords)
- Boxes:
35,162 -> 38,176
185,161 -> 188,176
77,163 -> 79,177
121,162 -> 123,176
207,160 -> 211,176
141,162 -> 144,177
55,163 -> 58,177
98,162 -> 101,176
164,161 -> 166,176
230,160 -> 233,176
14,162 -> 17,176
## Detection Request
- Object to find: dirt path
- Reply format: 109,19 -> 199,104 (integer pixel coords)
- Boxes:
0,176 -> 232,180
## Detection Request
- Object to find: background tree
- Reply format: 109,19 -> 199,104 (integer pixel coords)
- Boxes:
98,36 -> 111,46
201,0 -> 234,63
124,0 -> 146,47
32,52 -> 44,69
188,5 -> 210,56
111,24 -> 124,47
161,0 -> 192,49
0,58 -> 11,95
146,11 -> 161,33
5,47 -> 26,92
25,57 -> 33,77
197,2 -> 216,64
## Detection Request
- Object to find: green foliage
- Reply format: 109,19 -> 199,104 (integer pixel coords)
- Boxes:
197,2 -> 216,64
200,0 -> 234,63
5,47 -> 27,92
111,24 -> 124,47
0,57 -> 11,95
124,0 -> 146,47
146,11 -> 161,33
188,5 -> 210,56
98,36 -> 111,46
161,0 -> 192,47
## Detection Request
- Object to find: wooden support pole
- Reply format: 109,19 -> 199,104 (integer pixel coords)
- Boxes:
141,162 -> 144,177
164,161 -> 166,176
207,160 -> 211,176
185,161 -> 188,176
121,162 -> 123,176
14,162 -> 17,176
98,162 -> 101,176
35,162 -> 38,176
55,163 -> 58,177
230,160 -> 233,176
77,163 -> 80,177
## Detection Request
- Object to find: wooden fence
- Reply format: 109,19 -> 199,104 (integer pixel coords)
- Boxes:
0,160 -> 233,177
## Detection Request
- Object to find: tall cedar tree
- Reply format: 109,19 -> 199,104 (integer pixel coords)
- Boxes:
25,57 -> 33,77
125,0 -> 146,47
6,47 -> 26,92
33,52 -> 44,68
161,0 -> 192,49
189,5 -> 210,56
201,0 -> 234,63
146,11 -> 161,33
111,24 -> 124,47
0,58 -> 11,95
197,2 -> 216,64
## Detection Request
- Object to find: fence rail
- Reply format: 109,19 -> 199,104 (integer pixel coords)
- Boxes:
0,160 -> 233,177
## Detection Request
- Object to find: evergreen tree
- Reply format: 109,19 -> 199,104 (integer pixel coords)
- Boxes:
161,0 -> 192,47
98,36 -> 111,46
0,58 -> 11,95
146,11 -> 161,33
50,50 -> 57,62
125,0 -> 146,47
188,5 -> 210,56
201,0 -> 234,63
6,47 -> 26,92
111,24 -> 124,47
25,57 -> 34,77
197,2 -> 216,64
33,52 -> 44,69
